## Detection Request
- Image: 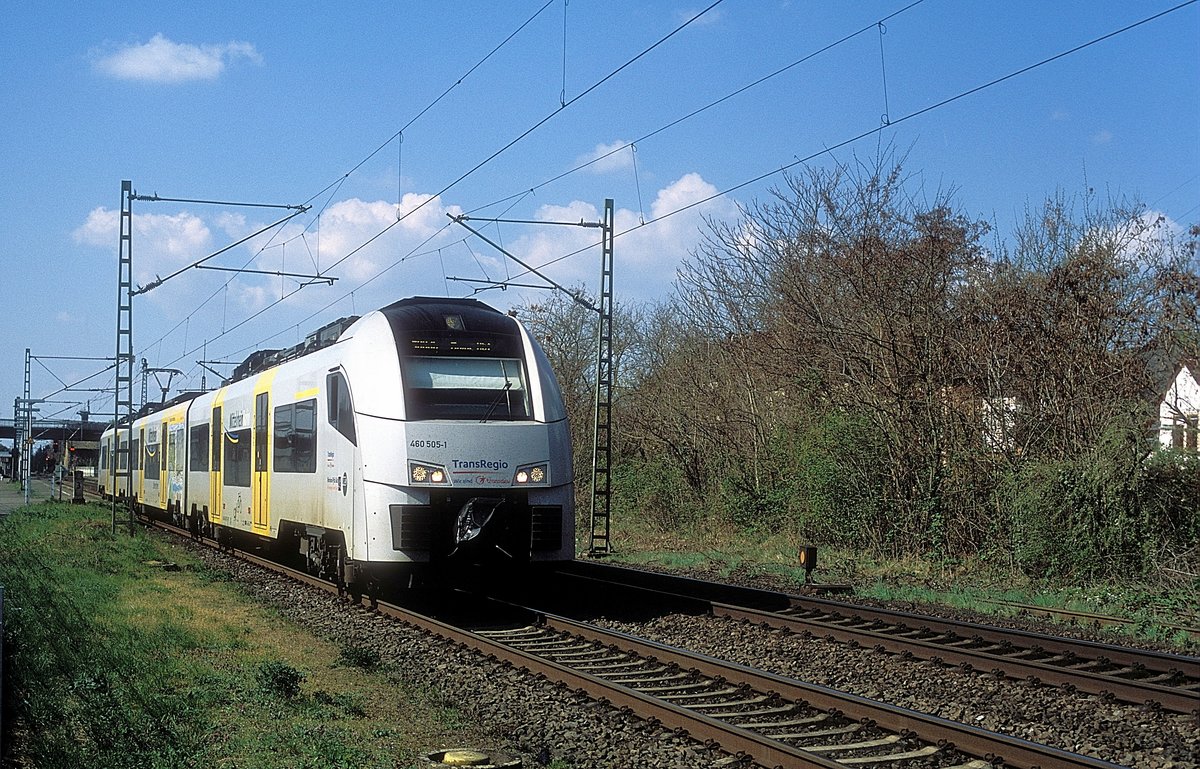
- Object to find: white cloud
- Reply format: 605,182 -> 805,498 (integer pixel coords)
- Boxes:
93,34 -> 261,83
1113,210 -> 1184,263
677,6 -> 724,25
308,194 -> 461,281
73,207 -> 212,285
1092,129 -> 1114,145
619,172 -> 739,286
481,174 -> 738,303
577,140 -> 634,175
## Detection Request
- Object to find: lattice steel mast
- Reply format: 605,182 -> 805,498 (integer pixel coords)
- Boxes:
113,180 -> 135,534
588,199 -> 614,555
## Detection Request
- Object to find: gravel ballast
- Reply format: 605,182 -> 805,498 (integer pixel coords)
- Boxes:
182,538 -> 1197,769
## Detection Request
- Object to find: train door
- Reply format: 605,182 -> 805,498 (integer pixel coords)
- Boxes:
325,371 -> 358,557
167,418 -> 186,518
159,423 -> 168,510
251,389 -> 271,536
210,405 -> 222,525
101,435 -> 111,495
137,427 -> 145,501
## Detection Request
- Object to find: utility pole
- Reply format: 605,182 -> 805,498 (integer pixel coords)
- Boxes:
21,348 -> 31,502
588,199 -> 615,556
15,398 -> 42,507
449,198 -> 616,556
111,181 -> 314,535
10,398 -> 18,486
113,180 -> 135,534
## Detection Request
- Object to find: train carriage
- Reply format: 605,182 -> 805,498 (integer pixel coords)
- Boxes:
130,401 -> 188,520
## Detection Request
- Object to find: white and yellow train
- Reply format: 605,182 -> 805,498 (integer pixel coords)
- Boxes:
99,297 -> 575,593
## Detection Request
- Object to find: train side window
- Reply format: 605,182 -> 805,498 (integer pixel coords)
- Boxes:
326,372 -> 357,445
224,428 -> 251,487
169,423 -> 185,473
211,407 -> 222,471
254,393 -> 269,474
132,437 -> 141,472
161,424 -> 168,478
144,437 -> 160,479
274,398 -> 317,473
190,424 -> 209,471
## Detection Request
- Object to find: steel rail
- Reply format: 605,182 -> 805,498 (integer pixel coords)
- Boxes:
136,517 -> 826,767
135,517 -> 1129,769
556,561 -> 1200,715
975,598 -> 1200,641
710,602 -> 1199,715
547,615 -> 1127,769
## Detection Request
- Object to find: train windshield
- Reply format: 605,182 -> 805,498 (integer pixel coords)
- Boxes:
402,356 -> 531,421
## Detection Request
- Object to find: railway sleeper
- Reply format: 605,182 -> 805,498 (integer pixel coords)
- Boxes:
718,704 -> 805,719
636,680 -> 714,694
510,639 -> 586,651
545,648 -> 616,661
1139,672 -> 1183,684
764,723 -> 861,740
690,695 -> 772,712
475,627 -> 547,641
736,713 -> 829,730
575,659 -> 652,674
838,744 -> 942,764
806,733 -> 902,753
658,686 -> 741,702
604,668 -> 682,683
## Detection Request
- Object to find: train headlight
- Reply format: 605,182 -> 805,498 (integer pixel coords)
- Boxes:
513,463 -> 548,485
409,462 -> 449,485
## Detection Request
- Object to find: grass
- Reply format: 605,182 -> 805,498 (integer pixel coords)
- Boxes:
0,501 -> 500,768
600,512 -> 1200,651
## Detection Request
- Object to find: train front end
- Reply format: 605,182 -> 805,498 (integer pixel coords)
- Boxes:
343,297 -> 575,573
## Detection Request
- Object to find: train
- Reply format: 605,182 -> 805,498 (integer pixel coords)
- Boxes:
99,296 -> 575,596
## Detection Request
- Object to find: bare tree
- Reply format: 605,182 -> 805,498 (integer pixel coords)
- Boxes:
676,153 -> 990,552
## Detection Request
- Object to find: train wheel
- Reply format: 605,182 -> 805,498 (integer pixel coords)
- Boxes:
335,546 -> 347,598
304,535 -> 323,577
344,558 -> 364,605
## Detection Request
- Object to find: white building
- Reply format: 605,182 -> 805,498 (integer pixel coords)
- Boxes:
1158,360 -> 1200,451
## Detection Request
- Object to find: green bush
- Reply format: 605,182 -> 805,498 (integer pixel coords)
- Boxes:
336,644 -> 381,670
713,410 -> 886,546
1139,449 -> 1200,545
998,441 -> 1200,579
611,455 -> 703,531
257,660 -> 306,699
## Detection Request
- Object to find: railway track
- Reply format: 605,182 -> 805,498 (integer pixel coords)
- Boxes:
477,615 -> 1130,769
42,481 -> 1200,720
133,514 -> 1134,769
550,561 -> 1200,717
975,598 -> 1200,642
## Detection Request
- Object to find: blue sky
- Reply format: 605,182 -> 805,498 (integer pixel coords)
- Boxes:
2,0 -> 1198,437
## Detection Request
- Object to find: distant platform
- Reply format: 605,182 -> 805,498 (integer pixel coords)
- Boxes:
0,477 -> 58,515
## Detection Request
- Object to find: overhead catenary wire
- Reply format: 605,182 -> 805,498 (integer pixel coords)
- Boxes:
298,0 -> 558,214
150,0 -> 1194,394
466,0 -> 925,216
317,0 -> 727,279
501,0 -> 1200,283
156,1 -> 728,380
133,2 -> 559,374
